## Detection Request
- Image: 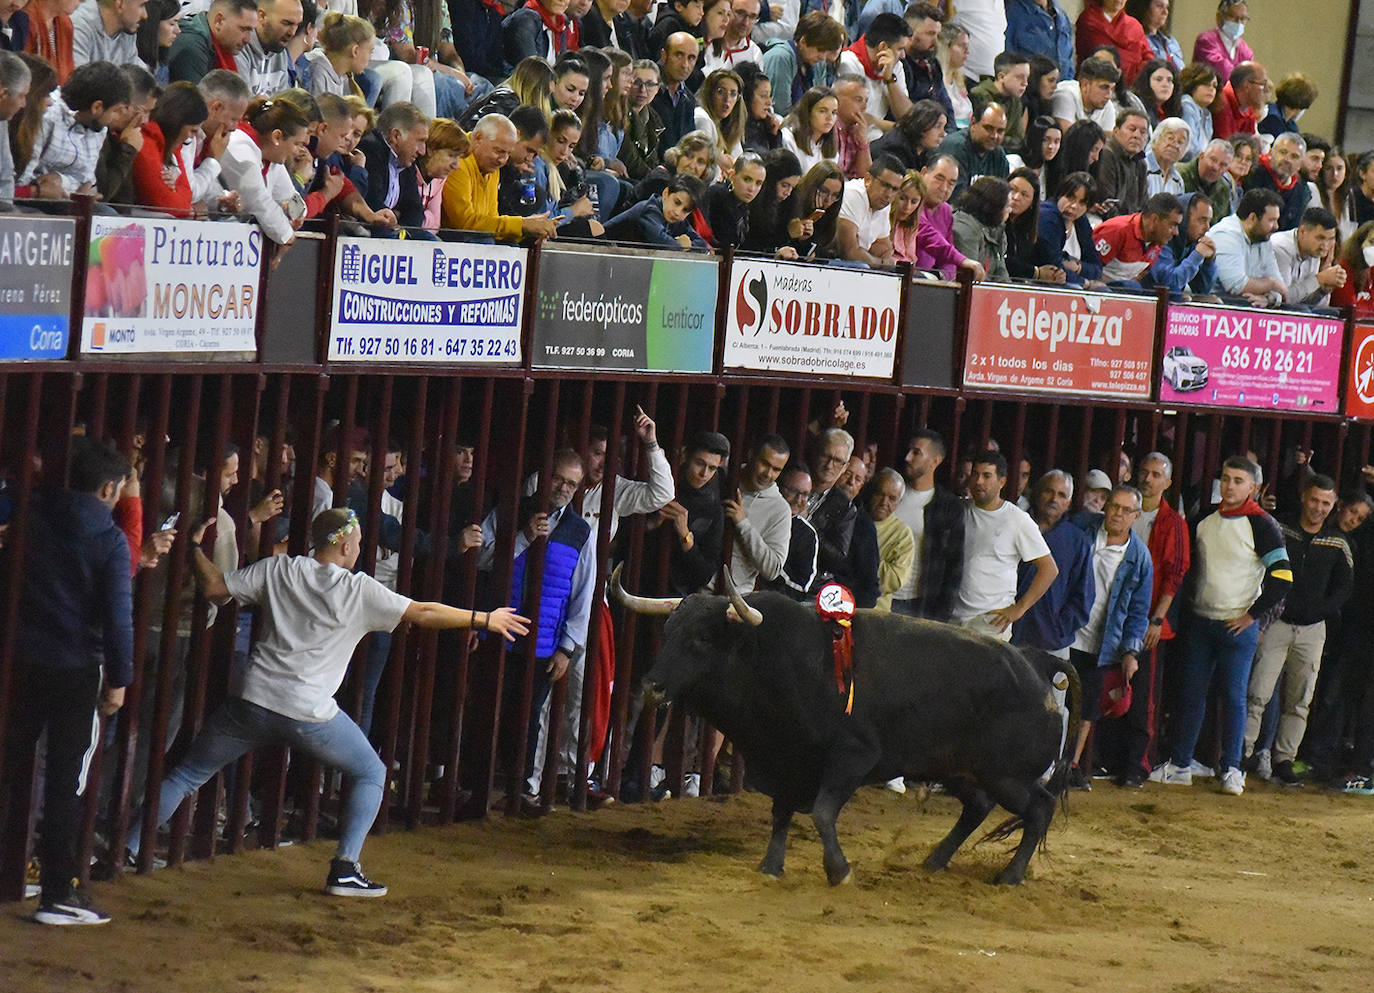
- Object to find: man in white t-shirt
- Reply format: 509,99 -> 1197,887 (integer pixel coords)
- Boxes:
130,508 -> 528,899
952,450 -> 1058,642
837,12 -> 913,141
951,0 -> 1005,81
1049,55 -> 1120,134
836,153 -> 904,266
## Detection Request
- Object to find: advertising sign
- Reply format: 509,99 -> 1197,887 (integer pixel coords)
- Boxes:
81,217 -> 261,356
962,285 -> 1155,399
0,216 -> 75,360
1345,323 -> 1374,420
328,237 -> 525,364
902,279 -> 959,390
1160,304 -> 1343,412
532,246 -> 716,373
723,260 -> 901,378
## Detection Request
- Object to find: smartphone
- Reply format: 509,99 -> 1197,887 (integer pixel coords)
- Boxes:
159,512 -> 180,532
808,208 -> 827,222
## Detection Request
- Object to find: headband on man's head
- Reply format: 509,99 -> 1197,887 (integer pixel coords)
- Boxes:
323,508 -> 359,547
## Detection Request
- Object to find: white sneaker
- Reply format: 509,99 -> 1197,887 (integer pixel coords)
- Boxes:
1186,760 -> 1215,779
1220,767 -> 1245,795
648,764 -> 665,790
1147,761 -> 1193,786
682,773 -> 700,798
1253,750 -> 1272,781
884,777 -> 907,794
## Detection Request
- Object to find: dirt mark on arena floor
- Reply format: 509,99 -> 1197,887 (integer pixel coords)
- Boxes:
4,783 -> 1374,993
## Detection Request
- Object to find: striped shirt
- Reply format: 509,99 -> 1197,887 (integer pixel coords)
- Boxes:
19,97 -> 106,193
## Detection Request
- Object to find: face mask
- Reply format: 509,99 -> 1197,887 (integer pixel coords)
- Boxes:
1220,19 -> 1245,41
1363,244 -> 1374,268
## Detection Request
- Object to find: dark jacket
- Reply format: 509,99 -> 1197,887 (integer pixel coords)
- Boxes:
1035,199 -> 1103,284
1277,517 -> 1353,626
629,480 -> 724,595
869,128 -> 928,174
809,488 -> 880,609
1094,138 -> 1148,217
1012,516 -> 1094,652
602,194 -> 707,249
96,134 -> 137,206
458,86 -> 521,131
651,81 -> 697,158
913,486 -> 964,624
900,50 -> 951,124
358,128 -> 424,227
579,2 -> 634,50
621,105 -> 665,181
701,181 -> 749,249
167,11 -> 225,84
448,0 -> 513,79
11,489 -> 133,686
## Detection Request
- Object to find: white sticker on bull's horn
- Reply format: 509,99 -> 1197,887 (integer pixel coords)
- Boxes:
1052,672 -> 1069,690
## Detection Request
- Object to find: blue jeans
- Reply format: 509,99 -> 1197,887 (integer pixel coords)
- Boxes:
358,630 -> 392,738
130,698 -> 386,863
1171,615 -> 1261,773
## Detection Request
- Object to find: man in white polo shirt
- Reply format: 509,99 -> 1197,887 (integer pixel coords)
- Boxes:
952,450 -> 1058,642
836,153 -> 904,267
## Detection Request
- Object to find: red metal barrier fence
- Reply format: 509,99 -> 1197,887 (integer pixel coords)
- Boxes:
0,206 -> 1368,902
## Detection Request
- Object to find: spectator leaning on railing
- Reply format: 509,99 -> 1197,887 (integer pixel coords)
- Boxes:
219,94 -> 309,244
441,112 -> 558,241
17,58 -> 131,198
0,50 -> 31,202
131,79 -> 208,214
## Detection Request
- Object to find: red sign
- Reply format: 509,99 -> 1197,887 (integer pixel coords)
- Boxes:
1347,323 -> 1374,420
962,285 -> 1156,399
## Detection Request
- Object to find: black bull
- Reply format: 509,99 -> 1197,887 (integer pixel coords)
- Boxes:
614,571 -> 1081,886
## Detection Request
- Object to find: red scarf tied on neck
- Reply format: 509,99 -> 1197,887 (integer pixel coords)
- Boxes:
845,36 -> 885,82
1219,497 -> 1265,518
525,0 -> 580,55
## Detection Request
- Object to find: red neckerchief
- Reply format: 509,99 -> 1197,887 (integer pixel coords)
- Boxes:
525,0 -> 579,54
210,32 -> 239,73
845,36 -> 884,81
722,38 -> 752,62
236,120 -> 271,177
1258,153 -> 1299,192
1219,497 -> 1265,518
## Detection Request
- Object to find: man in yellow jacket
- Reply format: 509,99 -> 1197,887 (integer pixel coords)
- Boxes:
441,113 -> 558,241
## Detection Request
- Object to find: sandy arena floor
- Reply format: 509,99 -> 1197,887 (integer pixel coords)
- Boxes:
3,780 -> 1373,993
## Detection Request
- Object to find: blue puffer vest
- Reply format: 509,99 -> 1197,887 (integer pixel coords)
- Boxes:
508,508 -> 590,659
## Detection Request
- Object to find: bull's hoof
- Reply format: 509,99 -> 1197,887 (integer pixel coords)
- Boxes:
992,868 -> 1026,886
825,865 -> 853,886
757,861 -> 784,880
922,852 -> 951,873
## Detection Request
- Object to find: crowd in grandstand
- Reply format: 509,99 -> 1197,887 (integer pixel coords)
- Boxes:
4,0 -> 1374,928
0,0 -> 1366,310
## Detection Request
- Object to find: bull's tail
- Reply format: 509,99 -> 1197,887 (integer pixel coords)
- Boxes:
980,657 -> 1082,847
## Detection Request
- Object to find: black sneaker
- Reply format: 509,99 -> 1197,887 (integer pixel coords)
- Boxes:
1271,760 -> 1306,787
1067,766 -> 1091,792
34,891 -> 111,926
1117,768 -> 1147,789
325,858 -> 388,898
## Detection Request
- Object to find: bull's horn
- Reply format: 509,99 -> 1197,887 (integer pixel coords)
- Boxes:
719,567 -> 763,626
609,563 -> 680,614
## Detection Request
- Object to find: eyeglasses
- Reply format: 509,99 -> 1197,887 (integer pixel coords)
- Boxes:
816,453 -> 848,468
778,485 -> 811,501
733,9 -> 759,20
871,175 -> 902,194
631,78 -> 660,89
550,473 -> 581,491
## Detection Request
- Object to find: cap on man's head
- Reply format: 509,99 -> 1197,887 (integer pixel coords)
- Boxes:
1085,468 -> 1113,492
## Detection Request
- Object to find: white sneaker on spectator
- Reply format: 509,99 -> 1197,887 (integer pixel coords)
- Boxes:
682,774 -> 700,798
1220,768 -> 1245,795
884,777 -> 907,794
1186,760 -> 1215,779
1253,749 -> 1272,781
1147,761 -> 1192,786
649,765 -> 665,790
